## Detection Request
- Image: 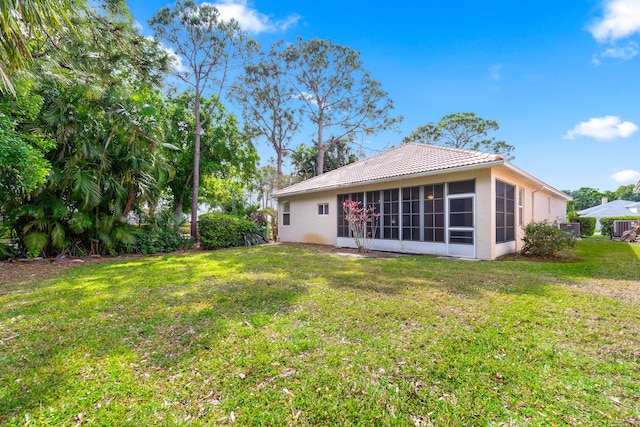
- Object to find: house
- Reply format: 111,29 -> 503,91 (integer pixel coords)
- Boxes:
635,180 -> 640,194
577,199 -> 640,230
273,143 -> 570,260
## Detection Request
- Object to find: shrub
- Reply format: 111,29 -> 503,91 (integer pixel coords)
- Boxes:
0,242 -> 16,260
574,217 -> 596,237
112,226 -> 189,255
135,229 -> 186,255
342,200 -> 380,253
521,221 -> 576,257
198,212 -> 267,250
600,216 -> 640,239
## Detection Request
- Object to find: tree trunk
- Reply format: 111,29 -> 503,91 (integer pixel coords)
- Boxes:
191,92 -> 201,240
122,183 -> 136,217
276,148 -> 283,190
316,119 -> 324,176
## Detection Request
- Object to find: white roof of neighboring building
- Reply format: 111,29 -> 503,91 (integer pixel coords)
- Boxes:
577,199 -> 637,217
274,143 -> 570,200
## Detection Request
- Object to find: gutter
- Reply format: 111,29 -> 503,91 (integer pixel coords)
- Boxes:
501,163 -> 572,201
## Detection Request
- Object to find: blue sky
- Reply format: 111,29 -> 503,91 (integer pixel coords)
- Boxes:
127,0 -> 640,192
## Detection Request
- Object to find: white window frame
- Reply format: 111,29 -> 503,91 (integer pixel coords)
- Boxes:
518,187 -> 524,226
282,201 -> 290,226
317,203 -> 329,216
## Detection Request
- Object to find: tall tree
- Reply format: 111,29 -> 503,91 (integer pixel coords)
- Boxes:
564,187 -> 605,212
149,0 -> 256,239
163,91 -> 258,216
604,184 -> 640,202
282,37 -> 401,176
232,43 -> 299,190
290,139 -> 359,181
404,112 -> 515,160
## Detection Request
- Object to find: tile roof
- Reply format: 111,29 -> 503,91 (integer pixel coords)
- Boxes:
274,143 -> 504,197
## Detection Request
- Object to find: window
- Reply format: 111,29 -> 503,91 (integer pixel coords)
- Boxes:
365,191 -> 381,239
424,184 -> 445,242
518,188 -> 524,226
449,197 -> 474,227
318,203 -> 329,216
337,194 -> 349,237
448,180 -> 475,195
402,186 -> 421,240
496,180 -> 515,243
282,201 -> 290,226
382,188 -> 400,240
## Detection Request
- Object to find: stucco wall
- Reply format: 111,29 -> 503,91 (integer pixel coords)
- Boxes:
278,192 -> 337,246
491,168 -> 568,258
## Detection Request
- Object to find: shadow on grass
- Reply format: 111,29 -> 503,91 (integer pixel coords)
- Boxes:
0,247 -> 309,423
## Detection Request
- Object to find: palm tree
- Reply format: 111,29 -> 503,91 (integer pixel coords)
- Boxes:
0,0 -> 78,93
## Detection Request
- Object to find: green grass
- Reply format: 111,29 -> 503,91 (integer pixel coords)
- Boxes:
1,240 -> 638,426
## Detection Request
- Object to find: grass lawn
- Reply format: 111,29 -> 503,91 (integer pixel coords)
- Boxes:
1,240 -> 638,426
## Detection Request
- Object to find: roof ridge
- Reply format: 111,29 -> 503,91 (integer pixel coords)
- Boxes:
403,142 -> 503,160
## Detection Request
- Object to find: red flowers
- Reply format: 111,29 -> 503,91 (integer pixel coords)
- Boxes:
342,200 -> 380,252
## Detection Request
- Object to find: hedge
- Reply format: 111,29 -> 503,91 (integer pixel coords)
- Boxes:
574,217 -> 596,237
600,216 -> 640,239
198,212 -> 267,250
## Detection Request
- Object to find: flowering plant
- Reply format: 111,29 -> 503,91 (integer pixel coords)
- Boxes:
342,200 -> 380,252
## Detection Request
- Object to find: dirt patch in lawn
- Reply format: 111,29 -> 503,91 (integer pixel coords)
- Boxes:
0,256 -> 118,286
568,279 -> 640,305
0,252 -> 185,286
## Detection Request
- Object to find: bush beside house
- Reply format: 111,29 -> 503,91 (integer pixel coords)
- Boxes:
521,221 -> 576,257
198,212 -> 267,249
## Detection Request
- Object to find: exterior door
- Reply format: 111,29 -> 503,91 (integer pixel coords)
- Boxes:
447,195 -> 476,257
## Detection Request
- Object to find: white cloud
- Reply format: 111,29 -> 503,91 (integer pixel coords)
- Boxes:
591,41 -> 638,64
207,0 -> 300,34
589,0 -> 640,43
601,41 -> 639,58
564,115 -> 639,140
146,36 -> 188,73
611,169 -> 640,182
295,91 -> 319,107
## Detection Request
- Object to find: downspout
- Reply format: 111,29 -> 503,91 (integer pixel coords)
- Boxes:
530,186 -> 549,222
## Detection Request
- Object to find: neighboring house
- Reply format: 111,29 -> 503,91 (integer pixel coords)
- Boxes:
577,199 -> 640,230
635,180 -> 640,194
274,143 -> 570,260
